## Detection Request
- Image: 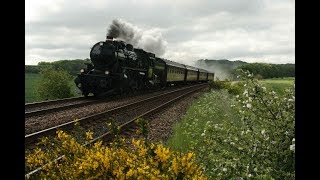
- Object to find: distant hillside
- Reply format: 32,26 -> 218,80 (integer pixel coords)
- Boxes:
195,59 -> 295,80
195,59 -> 248,80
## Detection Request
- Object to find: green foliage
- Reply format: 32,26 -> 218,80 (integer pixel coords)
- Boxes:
234,63 -> 295,79
25,73 -> 41,103
36,68 -> 74,100
25,65 -> 41,74
208,80 -> 224,90
254,74 -> 263,80
167,70 -> 295,179
37,59 -> 91,76
209,79 -> 243,95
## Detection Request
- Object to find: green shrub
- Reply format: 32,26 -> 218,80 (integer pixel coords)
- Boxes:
36,68 -> 74,100
209,79 -> 243,95
254,74 -> 263,80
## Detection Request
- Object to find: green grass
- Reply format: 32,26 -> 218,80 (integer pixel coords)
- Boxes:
25,73 -> 81,103
166,90 -> 239,152
260,77 -> 294,95
25,73 -> 41,103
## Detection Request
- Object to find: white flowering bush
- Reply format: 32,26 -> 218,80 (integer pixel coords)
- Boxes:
168,70 -> 295,179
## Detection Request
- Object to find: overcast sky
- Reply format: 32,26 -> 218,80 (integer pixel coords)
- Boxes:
25,0 -> 295,66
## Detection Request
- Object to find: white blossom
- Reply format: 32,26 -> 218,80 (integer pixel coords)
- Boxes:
246,104 -> 252,109
261,129 -> 265,135
248,174 -> 252,177
223,168 -> 227,172
290,144 -> 295,152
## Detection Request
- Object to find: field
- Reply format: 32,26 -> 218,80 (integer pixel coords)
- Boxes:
260,77 -> 294,94
25,73 -> 81,103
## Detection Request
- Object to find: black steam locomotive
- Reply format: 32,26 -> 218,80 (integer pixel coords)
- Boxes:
74,36 -> 214,97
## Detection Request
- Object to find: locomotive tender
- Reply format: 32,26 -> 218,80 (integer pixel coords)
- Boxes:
74,36 -> 214,97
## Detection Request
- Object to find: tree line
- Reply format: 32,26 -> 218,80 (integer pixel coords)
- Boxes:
196,59 -> 294,80
233,63 -> 295,79
26,59 -> 295,79
25,59 -> 91,76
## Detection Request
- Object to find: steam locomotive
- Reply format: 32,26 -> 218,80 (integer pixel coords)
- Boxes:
74,36 -> 214,97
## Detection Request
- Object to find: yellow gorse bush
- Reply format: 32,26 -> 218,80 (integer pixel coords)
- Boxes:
26,130 -> 207,179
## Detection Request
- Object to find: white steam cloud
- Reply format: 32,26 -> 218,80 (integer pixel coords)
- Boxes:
107,19 -> 168,56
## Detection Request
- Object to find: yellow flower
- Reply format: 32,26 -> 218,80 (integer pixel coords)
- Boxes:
126,169 -> 135,177
74,118 -> 79,125
187,152 -> 194,160
172,159 -> 179,175
133,139 -> 141,147
86,131 -> 93,140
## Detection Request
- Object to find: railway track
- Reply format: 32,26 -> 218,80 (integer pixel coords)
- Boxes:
25,85 -> 187,118
25,83 -> 207,177
25,96 -> 97,117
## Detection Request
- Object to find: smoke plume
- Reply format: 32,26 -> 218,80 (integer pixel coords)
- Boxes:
195,60 -> 233,80
107,19 -> 167,56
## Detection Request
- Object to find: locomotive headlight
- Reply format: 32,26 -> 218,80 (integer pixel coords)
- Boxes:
80,69 -> 85,73
105,70 -> 109,75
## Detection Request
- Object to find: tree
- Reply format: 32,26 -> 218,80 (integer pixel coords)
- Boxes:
36,68 -> 74,100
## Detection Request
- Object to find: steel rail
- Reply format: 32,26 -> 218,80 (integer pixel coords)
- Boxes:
25,84 -> 206,144
25,98 -> 101,118
25,96 -> 89,108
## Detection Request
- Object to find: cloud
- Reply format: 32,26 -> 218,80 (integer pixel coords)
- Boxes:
25,0 -> 295,65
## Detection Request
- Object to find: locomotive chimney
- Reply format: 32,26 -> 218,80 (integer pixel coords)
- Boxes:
106,35 -> 113,41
